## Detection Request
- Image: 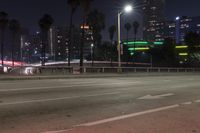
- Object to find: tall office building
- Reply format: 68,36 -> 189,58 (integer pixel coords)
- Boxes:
174,16 -> 200,44
143,0 -> 165,41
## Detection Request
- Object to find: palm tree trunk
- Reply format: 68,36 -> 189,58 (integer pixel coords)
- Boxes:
28,48 -> 31,64
134,33 -> 136,65
1,30 -> 5,67
110,40 -> 113,67
11,45 -> 14,67
92,40 -> 95,67
68,11 -> 73,67
126,31 -> 129,66
44,32 -> 48,66
41,32 -> 46,66
80,16 -> 86,72
11,33 -> 16,67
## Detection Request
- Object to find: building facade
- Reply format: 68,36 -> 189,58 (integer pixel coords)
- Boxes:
143,0 -> 165,41
147,16 -> 200,44
174,16 -> 200,44
29,25 -> 93,63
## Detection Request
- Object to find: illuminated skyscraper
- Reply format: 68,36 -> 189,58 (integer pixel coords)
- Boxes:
143,0 -> 165,41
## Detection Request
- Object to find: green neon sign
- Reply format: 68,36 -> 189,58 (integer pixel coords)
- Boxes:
128,47 -> 150,51
176,45 -> 188,49
124,41 -> 164,46
154,42 -> 164,45
124,41 -> 148,45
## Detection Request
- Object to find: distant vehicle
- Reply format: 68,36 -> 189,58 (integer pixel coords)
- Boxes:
0,60 -> 26,73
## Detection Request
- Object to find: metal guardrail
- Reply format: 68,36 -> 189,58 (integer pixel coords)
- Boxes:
82,67 -> 200,73
1,66 -> 200,75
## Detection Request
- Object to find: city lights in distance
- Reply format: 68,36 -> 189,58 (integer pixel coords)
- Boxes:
80,25 -> 89,29
179,53 -> 188,56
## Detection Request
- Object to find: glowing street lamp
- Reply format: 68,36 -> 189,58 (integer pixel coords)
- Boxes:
124,5 -> 133,13
117,5 -> 133,68
176,16 -> 180,21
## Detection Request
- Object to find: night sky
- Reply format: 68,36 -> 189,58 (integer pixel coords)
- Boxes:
0,0 -> 200,40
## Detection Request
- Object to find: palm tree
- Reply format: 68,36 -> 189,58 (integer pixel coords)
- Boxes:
67,0 -> 80,66
124,23 -> 131,44
108,25 -> 116,66
124,23 -> 131,65
9,19 -> 20,67
133,21 -> 140,48
0,11 -> 8,68
87,9 -> 105,46
87,9 -> 105,66
79,0 -> 94,69
39,14 -> 54,66
133,21 -> 140,63
108,25 -> 116,43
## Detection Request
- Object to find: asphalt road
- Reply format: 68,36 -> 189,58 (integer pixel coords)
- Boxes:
0,74 -> 200,133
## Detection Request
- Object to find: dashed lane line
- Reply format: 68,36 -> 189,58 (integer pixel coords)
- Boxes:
194,99 -> 200,103
0,81 -> 140,92
181,101 -> 192,105
0,92 -> 121,106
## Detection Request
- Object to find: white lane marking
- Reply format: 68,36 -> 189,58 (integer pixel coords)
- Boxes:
194,99 -> 200,103
42,104 -> 179,133
181,101 -> 192,105
78,104 -> 179,127
42,129 -> 73,133
0,92 -> 121,106
138,93 -> 174,100
43,100 -> 199,133
0,81 -> 140,92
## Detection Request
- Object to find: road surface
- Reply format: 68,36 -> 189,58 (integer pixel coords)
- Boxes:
0,74 -> 200,133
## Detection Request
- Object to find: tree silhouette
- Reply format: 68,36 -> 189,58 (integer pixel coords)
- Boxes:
185,32 -> 200,66
9,19 -> 20,67
87,9 -> 105,66
79,0 -> 94,69
67,0 -> 80,66
0,11 -> 8,68
133,21 -> 139,41
108,25 -> 116,66
39,14 -> 54,66
124,23 -> 131,64
133,21 -> 140,63
108,25 -> 116,43
87,9 -> 105,47
124,23 -> 131,43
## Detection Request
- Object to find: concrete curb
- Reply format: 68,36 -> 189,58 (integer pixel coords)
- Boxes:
0,72 -> 199,81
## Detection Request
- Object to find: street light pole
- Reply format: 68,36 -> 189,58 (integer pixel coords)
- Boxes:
117,11 -> 122,68
117,5 -> 133,69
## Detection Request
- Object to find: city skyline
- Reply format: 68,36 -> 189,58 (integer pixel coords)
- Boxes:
0,0 -> 200,38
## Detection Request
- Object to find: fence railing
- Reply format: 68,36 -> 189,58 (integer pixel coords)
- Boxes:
82,67 -> 200,73
1,66 -> 200,75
